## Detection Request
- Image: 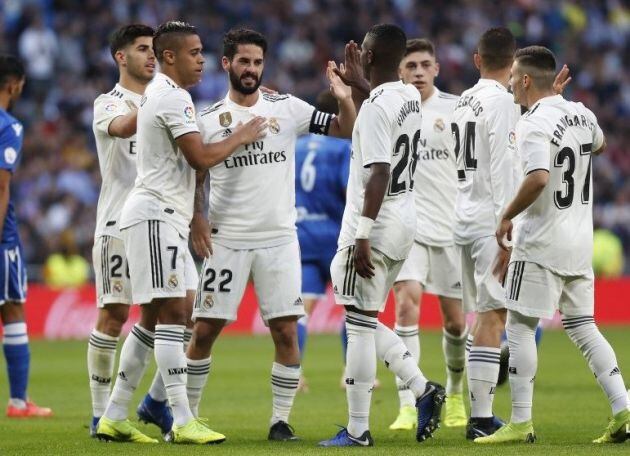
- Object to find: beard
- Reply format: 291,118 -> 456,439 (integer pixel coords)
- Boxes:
229,67 -> 262,95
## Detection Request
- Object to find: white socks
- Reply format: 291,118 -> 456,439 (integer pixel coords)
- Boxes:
506,311 -> 538,423
394,324 -> 420,408
345,311 -> 377,437
148,327 -> 193,403
154,324 -> 193,426
270,362 -> 301,425
443,326 -> 468,395
87,330 -> 119,418
187,357 -> 211,418
377,322 -> 427,398
563,316 -> 630,415
467,345 -> 500,418
104,324 -> 154,420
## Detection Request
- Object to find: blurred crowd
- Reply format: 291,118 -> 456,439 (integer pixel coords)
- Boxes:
0,0 -> 628,280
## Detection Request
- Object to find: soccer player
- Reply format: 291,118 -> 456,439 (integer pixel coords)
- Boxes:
319,24 -> 445,447
96,21 -> 265,444
388,38 -> 467,431
295,90 -> 351,390
186,28 -> 356,442
0,54 -> 52,418
88,24 -> 201,438
476,46 -> 630,445
452,27 -> 521,439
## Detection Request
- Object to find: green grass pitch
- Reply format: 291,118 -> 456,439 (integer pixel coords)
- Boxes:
0,328 -> 628,455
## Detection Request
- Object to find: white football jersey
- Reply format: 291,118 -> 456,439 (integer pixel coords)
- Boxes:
197,91 -> 333,249
338,81 -> 420,261
453,79 -> 521,244
512,95 -> 604,275
93,84 -> 141,239
120,73 -> 200,237
413,88 -> 459,246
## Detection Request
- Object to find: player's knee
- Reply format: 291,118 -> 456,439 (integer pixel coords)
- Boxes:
190,319 -> 223,355
478,309 -> 506,332
443,319 -> 465,337
269,320 -> 298,349
0,301 -> 25,323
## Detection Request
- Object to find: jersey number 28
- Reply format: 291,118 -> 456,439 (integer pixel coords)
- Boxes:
389,130 -> 421,195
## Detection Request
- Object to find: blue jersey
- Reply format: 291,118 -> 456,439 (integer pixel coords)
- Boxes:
295,134 -> 350,261
0,108 -> 23,245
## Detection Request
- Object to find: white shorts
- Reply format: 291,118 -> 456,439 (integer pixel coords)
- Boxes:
506,261 -> 594,320
93,236 -> 132,307
460,236 -> 506,313
331,246 -> 404,312
192,240 -> 304,323
395,242 -> 463,299
122,220 -> 198,304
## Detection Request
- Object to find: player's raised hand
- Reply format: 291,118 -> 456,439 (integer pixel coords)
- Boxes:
234,116 -> 267,145
334,41 -> 370,95
191,212 -> 212,258
553,64 -> 571,95
354,239 -> 375,279
327,61 -> 352,101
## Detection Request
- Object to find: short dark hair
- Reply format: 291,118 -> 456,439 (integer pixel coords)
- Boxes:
0,54 -> 25,88
223,28 -> 268,60
316,90 -> 338,115
477,27 -> 516,71
405,38 -> 435,57
153,21 -> 198,63
366,23 -> 407,70
109,24 -> 155,61
515,45 -> 557,88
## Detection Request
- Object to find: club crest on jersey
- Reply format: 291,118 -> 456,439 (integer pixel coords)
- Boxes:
268,117 -> 280,134
113,280 -> 123,293
202,295 -> 214,310
168,274 -> 179,288
105,103 -> 117,112
184,106 -> 194,120
509,130 -> 516,144
434,118 -> 445,132
219,111 -> 232,127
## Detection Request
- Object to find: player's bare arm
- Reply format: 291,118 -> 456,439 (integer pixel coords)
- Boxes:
107,105 -> 138,139
191,170 -> 212,258
496,169 -> 550,251
326,61 -> 355,138
333,41 -> 370,111
354,162 -> 390,279
593,136 -> 606,156
176,116 -> 267,170
0,169 -> 10,234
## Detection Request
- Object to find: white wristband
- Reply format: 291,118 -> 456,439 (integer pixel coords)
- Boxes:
355,216 -> 374,239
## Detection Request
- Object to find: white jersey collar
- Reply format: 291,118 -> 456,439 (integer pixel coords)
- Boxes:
370,80 -> 404,96
476,78 -> 507,92
224,89 -> 263,111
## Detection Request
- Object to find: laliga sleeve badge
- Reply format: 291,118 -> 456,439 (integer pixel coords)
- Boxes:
219,112 -> 232,127
268,117 -> 280,134
434,118 -> 445,132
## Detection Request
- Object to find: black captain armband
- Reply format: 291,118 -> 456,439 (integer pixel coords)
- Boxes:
309,110 -> 333,135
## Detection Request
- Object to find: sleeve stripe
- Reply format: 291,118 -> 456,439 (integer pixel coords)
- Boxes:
309,110 -> 332,135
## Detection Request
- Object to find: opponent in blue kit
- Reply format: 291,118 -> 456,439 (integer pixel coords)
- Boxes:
0,54 -> 52,418
295,91 -> 350,380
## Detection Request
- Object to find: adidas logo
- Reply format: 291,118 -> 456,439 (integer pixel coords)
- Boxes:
402,351 -> 412,360
333,285 -> 338,293
293,297 -> 303,306
452,281 -> 462,289
489,386 -> 496,395
118,371 -> 127,381
221,128 -> 232,137
610,366 -> 621,376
